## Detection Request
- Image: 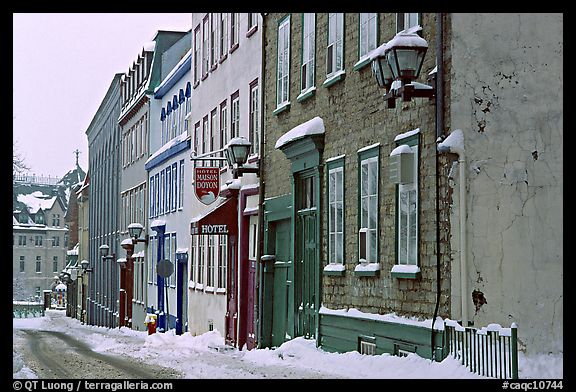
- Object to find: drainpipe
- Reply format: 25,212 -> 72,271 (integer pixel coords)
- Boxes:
431,12 -> 444,361
437,129 -> 468,327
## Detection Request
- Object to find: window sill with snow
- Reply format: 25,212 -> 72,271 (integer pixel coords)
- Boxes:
354,262 -> 380,277
391,264 -> 421,279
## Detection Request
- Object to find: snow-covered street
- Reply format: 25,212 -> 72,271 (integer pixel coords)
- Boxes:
13,310 -> 562,379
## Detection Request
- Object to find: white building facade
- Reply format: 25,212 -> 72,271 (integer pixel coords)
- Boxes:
188,12 -> 262,349
146,49 -> 193,334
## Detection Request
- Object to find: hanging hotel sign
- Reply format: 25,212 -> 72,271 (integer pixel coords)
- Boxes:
194,167 -> 220,205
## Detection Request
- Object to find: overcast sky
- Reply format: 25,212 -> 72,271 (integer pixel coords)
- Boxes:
13,13 -> 192,178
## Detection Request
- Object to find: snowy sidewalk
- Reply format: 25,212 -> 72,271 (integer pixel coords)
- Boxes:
13,310 -> 562,379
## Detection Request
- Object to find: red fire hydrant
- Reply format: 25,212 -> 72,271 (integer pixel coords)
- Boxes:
144,314 -> 157,335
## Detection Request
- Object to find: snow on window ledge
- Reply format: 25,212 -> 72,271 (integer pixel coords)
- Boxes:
391,264 -> 421,279
323,263 -> 345,276
322,70 -> 346,88
354,262 -> 380,277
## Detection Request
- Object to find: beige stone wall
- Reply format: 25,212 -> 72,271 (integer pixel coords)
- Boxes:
263,13 -> 451,320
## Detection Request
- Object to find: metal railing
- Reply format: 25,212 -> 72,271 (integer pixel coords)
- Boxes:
444,319 -> 518,379
13,302 -> 46,318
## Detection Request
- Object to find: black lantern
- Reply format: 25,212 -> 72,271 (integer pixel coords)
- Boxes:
370,43 -> 394,88
226,137 -> 259,179
227,137 -> 252,167
128,223 -> 143,240
99,244 -> 110,258
385,30 -> 428,85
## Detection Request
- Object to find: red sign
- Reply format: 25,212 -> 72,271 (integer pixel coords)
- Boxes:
194,167 -> 220,205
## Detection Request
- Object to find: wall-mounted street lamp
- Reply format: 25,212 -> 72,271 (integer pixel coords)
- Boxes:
99,244 -> 115,260
127,223 -> 148,244
370,26 -> 435,108
80,259 -> 92,273
226,137 -> 260,179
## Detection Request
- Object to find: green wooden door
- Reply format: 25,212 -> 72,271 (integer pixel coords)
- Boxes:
295,173 -> 319,339
296,210 -> 318,338
271,219 -> 293,347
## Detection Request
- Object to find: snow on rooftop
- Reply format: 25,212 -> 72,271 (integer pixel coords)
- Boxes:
17,192 -> 56,214
143,41 -> 156,52
275,116 -> 325,150
145,132 -> 189,166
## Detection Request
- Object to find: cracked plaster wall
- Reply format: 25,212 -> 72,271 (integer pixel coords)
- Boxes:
448,14 -> 562,354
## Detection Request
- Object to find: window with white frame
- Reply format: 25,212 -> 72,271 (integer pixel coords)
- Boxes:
248,13 -> 258,31
166,165 -> 172,213
53,256 -> 58,273
397,142 -> 419,265
160,171 -> 165,215
36,256 -> 41,273
164,235 -> 171,286
231,92 -> 240,139
207,235 -> 215,288
194,121 -> 201,154
301,13 -> 316,92
202,116 -> 209,165
198,236 -> 205,285
327,13 -> 344,76
172,162 -> 178,212
178,160 -> 184,209
220,100 -> 228,154
248,220 -> 258,261
359,147 -> 379,264
359,13 -> 377,60
190,236 -> 197,284
202,16 -> 209,78
220,13 -> 228,59
211,108 -> 218,155
249,80 -> 259,155
155,173 -> 160,215
277,16 -> 290,107
194,26 -> 201,84
230,13 -> 240,49
397,13 -> 419,32
210,13 -> 219,68
19,256 -> 25,272
218,235 -> 227,289
149,175 -> 155,218
328,161 -> 344,265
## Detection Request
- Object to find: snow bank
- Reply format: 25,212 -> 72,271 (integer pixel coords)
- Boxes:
13,309 -> 563,379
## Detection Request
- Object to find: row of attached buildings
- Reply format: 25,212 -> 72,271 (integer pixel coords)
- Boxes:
68,13 -> 561,362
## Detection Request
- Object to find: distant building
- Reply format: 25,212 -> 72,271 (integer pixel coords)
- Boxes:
85,73 -> 123,328
12,172 -> 78,302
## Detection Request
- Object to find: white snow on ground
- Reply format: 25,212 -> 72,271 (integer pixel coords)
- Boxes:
13,310 -> 563,379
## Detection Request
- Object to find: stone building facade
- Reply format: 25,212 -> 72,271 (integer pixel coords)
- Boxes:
260,13 -> 450,357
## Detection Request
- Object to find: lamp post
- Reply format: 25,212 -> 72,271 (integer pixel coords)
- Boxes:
79,259 -> 91,324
